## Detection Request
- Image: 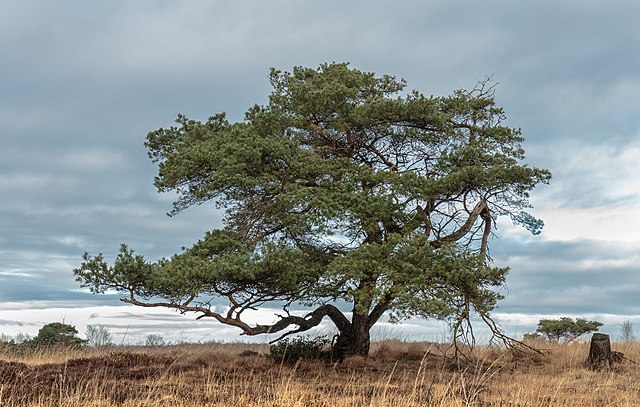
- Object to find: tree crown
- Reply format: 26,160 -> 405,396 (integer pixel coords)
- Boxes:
535,317 -> 603,342
31,322 -> 87,348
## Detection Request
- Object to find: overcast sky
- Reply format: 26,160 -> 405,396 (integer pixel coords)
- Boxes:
1,0 -> 639,343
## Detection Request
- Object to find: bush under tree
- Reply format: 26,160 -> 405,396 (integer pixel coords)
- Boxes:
74,63 -> 550,358
269,335 -> 331,363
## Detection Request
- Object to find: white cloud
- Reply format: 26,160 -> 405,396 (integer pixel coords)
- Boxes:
7,202 -> 154,218
520,140 -> 640,243
50,235 -> 89,248
1,302 -> 633,344
536,205 -> 640,243
0,173 -> 63,189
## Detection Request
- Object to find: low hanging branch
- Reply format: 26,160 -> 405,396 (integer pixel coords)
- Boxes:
123,294 -> 350,340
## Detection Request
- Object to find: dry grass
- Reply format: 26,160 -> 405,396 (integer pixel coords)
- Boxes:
1,340 -> 640,406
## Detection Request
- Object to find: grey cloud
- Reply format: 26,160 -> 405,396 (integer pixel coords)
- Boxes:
0,300 -> 124,311
491,238 -> 640,315
0,319 -> 32,327
531,142 -> 640,209
0,272 -> 101,303
1,0 -> 640,341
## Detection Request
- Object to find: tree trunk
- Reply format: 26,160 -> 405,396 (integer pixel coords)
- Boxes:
331,313 -> 371,360
588,333 -> 623,370
331,329 -> 370,360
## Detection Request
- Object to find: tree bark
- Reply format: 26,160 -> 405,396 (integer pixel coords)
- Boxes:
588,333 -> 623,370
588,333 -> 611,370
331,312 -> 371,360
332,327 -> 370,360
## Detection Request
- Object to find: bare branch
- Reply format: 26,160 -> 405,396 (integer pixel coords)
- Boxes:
430,199 -> 488,248
121,296 -> 351,340
479,206 -> 492,260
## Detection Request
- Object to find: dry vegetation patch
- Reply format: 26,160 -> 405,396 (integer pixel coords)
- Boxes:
1,341 -> 640,406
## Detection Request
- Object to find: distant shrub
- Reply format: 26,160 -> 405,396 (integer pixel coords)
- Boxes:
0,333 -> 31,354
269,335 -> 330,363
28,322 -> 87,348
620,320 -> 635,342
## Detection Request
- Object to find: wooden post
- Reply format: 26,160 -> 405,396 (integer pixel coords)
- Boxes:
588,333 -> 624,370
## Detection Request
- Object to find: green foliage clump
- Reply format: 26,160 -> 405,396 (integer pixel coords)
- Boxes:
535,317 -> 603,342
29,322 -> 87,348
0,333 -> 31,353
269,335 -> 330,363
1,323 -> 86,352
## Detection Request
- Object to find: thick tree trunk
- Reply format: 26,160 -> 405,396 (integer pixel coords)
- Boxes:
332,329 -> 370,360
588,333 -> 624,370
331,312 -> 371,360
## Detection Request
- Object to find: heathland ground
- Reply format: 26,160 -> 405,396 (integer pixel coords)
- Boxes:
1,339 -> 639,406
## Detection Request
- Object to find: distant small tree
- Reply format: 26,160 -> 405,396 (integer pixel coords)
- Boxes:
535,317 -> 602,343
30,322 -> 87,348
620,320 -> 635,342
144,334 -> 165,346
85,325 -> 113,347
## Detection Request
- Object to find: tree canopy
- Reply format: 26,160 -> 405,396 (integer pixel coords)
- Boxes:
30,322 -> 86,348
75,63 -> 550,357
535,317 -> 603,342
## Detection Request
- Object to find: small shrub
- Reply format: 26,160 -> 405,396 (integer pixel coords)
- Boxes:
269,335 -> 330,363
27,322 -> 87,349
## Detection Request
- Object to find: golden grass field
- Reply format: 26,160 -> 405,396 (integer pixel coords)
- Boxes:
1,339 -> 639,406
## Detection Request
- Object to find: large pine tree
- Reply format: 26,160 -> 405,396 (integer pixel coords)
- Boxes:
75,63 -> 550,357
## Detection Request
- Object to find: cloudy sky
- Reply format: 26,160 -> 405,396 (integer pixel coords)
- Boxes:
1,1 -> 639,344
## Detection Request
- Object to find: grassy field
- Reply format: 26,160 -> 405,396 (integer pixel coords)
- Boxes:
1,339 -> 639,406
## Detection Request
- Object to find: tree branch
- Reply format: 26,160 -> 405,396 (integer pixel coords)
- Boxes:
366,293 -> 393,330
430,199 -> 488,248
479,206 -> 492,260
121,296 -> 351,341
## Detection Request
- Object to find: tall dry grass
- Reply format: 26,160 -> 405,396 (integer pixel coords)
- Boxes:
1,339 -> 639,406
